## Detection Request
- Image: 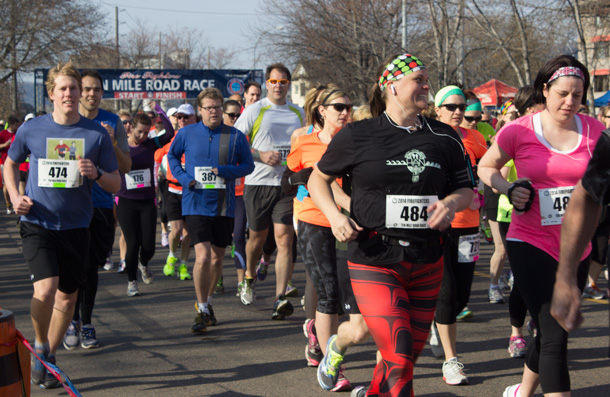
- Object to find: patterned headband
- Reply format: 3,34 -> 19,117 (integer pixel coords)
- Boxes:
547,66 -> 585,84
378,54 -> 426,91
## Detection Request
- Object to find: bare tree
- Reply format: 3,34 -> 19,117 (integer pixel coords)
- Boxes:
0,0 -> 107,111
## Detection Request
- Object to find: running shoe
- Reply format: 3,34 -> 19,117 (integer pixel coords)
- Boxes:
80,324 -> 99,349
526,320 -> 537,338
161,231 -> 169,247
41,355 -> 60,389
317,334 -> 345,390
103,254 -> 114,271
351,386 -> 368,397
63,320 -> 80,350
488,286 -> 505,304
179,263 -> 192,281
507,336 -> 526,358
508,271 -> 514,290
236,281 -> 244,297
164,256 -> 178,276
499,273 -> 511,293
456,307 -> 473,321
31,346 -> 48,386
583,284 -> 607,300
117,259 -> 126,274
240,277 -> 255,305
139,263 -> 154,284
331,366 -> 352,392
272,295 -> 294,320
429,322 -> 444,358
303,319 -> 323,367
503,383 -> 522,397
214,276 -> 225,294
604,265 -> 609,281
256,257 -> 270,281
483,227 -> 493,243
285,280 -> 298,297
127,280 -> 140,297
6,204 -> 13,214
301,295 -> 306,312
442,357 -> 468,385
192,311 -> 209,333
207,303 -> 217,326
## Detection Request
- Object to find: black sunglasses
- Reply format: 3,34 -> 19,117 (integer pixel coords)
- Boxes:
324,103 -> 353,112
464,115 -> 482,123
122,119 -> 130,125
225,112 -> 241,118
441,103 -> 466,112
176,115 -> 191,120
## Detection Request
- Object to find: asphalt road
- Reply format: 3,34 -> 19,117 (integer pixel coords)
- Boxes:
1,210 -> 609,397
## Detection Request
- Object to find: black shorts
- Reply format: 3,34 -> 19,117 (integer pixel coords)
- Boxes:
336,248 -> 360,314
20,221 -> 89,294
163,190 -> 184,221
19,170 -> 28,183
185,215 -> 234,248
591,208 -> 610,264
89,207 -> 116,268
244,185 -> 293,231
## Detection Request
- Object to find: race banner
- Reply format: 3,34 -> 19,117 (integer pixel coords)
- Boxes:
35,68 -> 263,100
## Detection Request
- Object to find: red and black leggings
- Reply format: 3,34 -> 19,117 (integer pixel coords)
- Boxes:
348,257 -> 443,397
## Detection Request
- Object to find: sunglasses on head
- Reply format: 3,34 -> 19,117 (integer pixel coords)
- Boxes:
176,115 -> 191,120
267,79 -> 289,86
441,103 -> 466,112
324,103 -> 353,112
225,112 -> 241,118
464,115 -> 482,123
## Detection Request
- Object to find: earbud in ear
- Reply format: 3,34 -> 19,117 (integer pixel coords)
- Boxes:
390,85 -> 397,96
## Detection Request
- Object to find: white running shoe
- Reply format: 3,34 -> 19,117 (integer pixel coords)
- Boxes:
429,322 -> 444,358
442,357 -> 468,385
138,263 -> 154,285
503,383 -> 522,397
127,280 -> 140,296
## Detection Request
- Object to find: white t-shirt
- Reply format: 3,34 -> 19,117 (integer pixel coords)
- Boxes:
235,97 -> 304,186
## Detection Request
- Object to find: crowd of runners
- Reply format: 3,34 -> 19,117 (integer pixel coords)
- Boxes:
1,53 -> 609,397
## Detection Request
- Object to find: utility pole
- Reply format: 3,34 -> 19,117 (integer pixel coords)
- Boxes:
402,0 -> 407,50
158,32 -> 162,68
115,7 -> 120,67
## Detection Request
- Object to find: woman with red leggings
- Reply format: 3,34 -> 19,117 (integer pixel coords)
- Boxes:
308,54 -> 474,396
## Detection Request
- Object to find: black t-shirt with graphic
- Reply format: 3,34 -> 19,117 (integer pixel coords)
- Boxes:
318,114 -> 473,265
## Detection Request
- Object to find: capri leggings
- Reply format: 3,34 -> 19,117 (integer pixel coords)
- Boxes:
297,221 -> 339,314
498,221 -> 528,328
506,241 -> 589,393
435,227 -> 478,324
233,195 -> 247,270
348,257 -> 443,396
116,197 -> 158,282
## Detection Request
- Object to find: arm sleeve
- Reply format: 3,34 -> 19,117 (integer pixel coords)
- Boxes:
316,127 -> 356,177
581,130 -> 610,206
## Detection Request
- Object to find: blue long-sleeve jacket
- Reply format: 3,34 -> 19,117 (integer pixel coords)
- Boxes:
167,122 -> 254,217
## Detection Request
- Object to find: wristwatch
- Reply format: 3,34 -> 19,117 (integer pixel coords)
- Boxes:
94,167 -> 103,181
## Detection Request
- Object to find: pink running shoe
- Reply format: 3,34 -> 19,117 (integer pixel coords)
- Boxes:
303,319 -> 323,367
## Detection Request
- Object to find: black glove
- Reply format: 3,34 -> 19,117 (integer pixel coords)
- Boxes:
507,181 -> 535,212
289,167 -> 314,186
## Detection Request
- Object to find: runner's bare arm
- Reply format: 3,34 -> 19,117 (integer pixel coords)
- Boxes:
4,156 -> 33,215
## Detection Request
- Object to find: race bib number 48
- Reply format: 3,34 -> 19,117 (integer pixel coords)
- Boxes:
38,159 -> 80,188
386,195 -> 438,229
194,166 -> 225,189
539,186 -> 574,226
